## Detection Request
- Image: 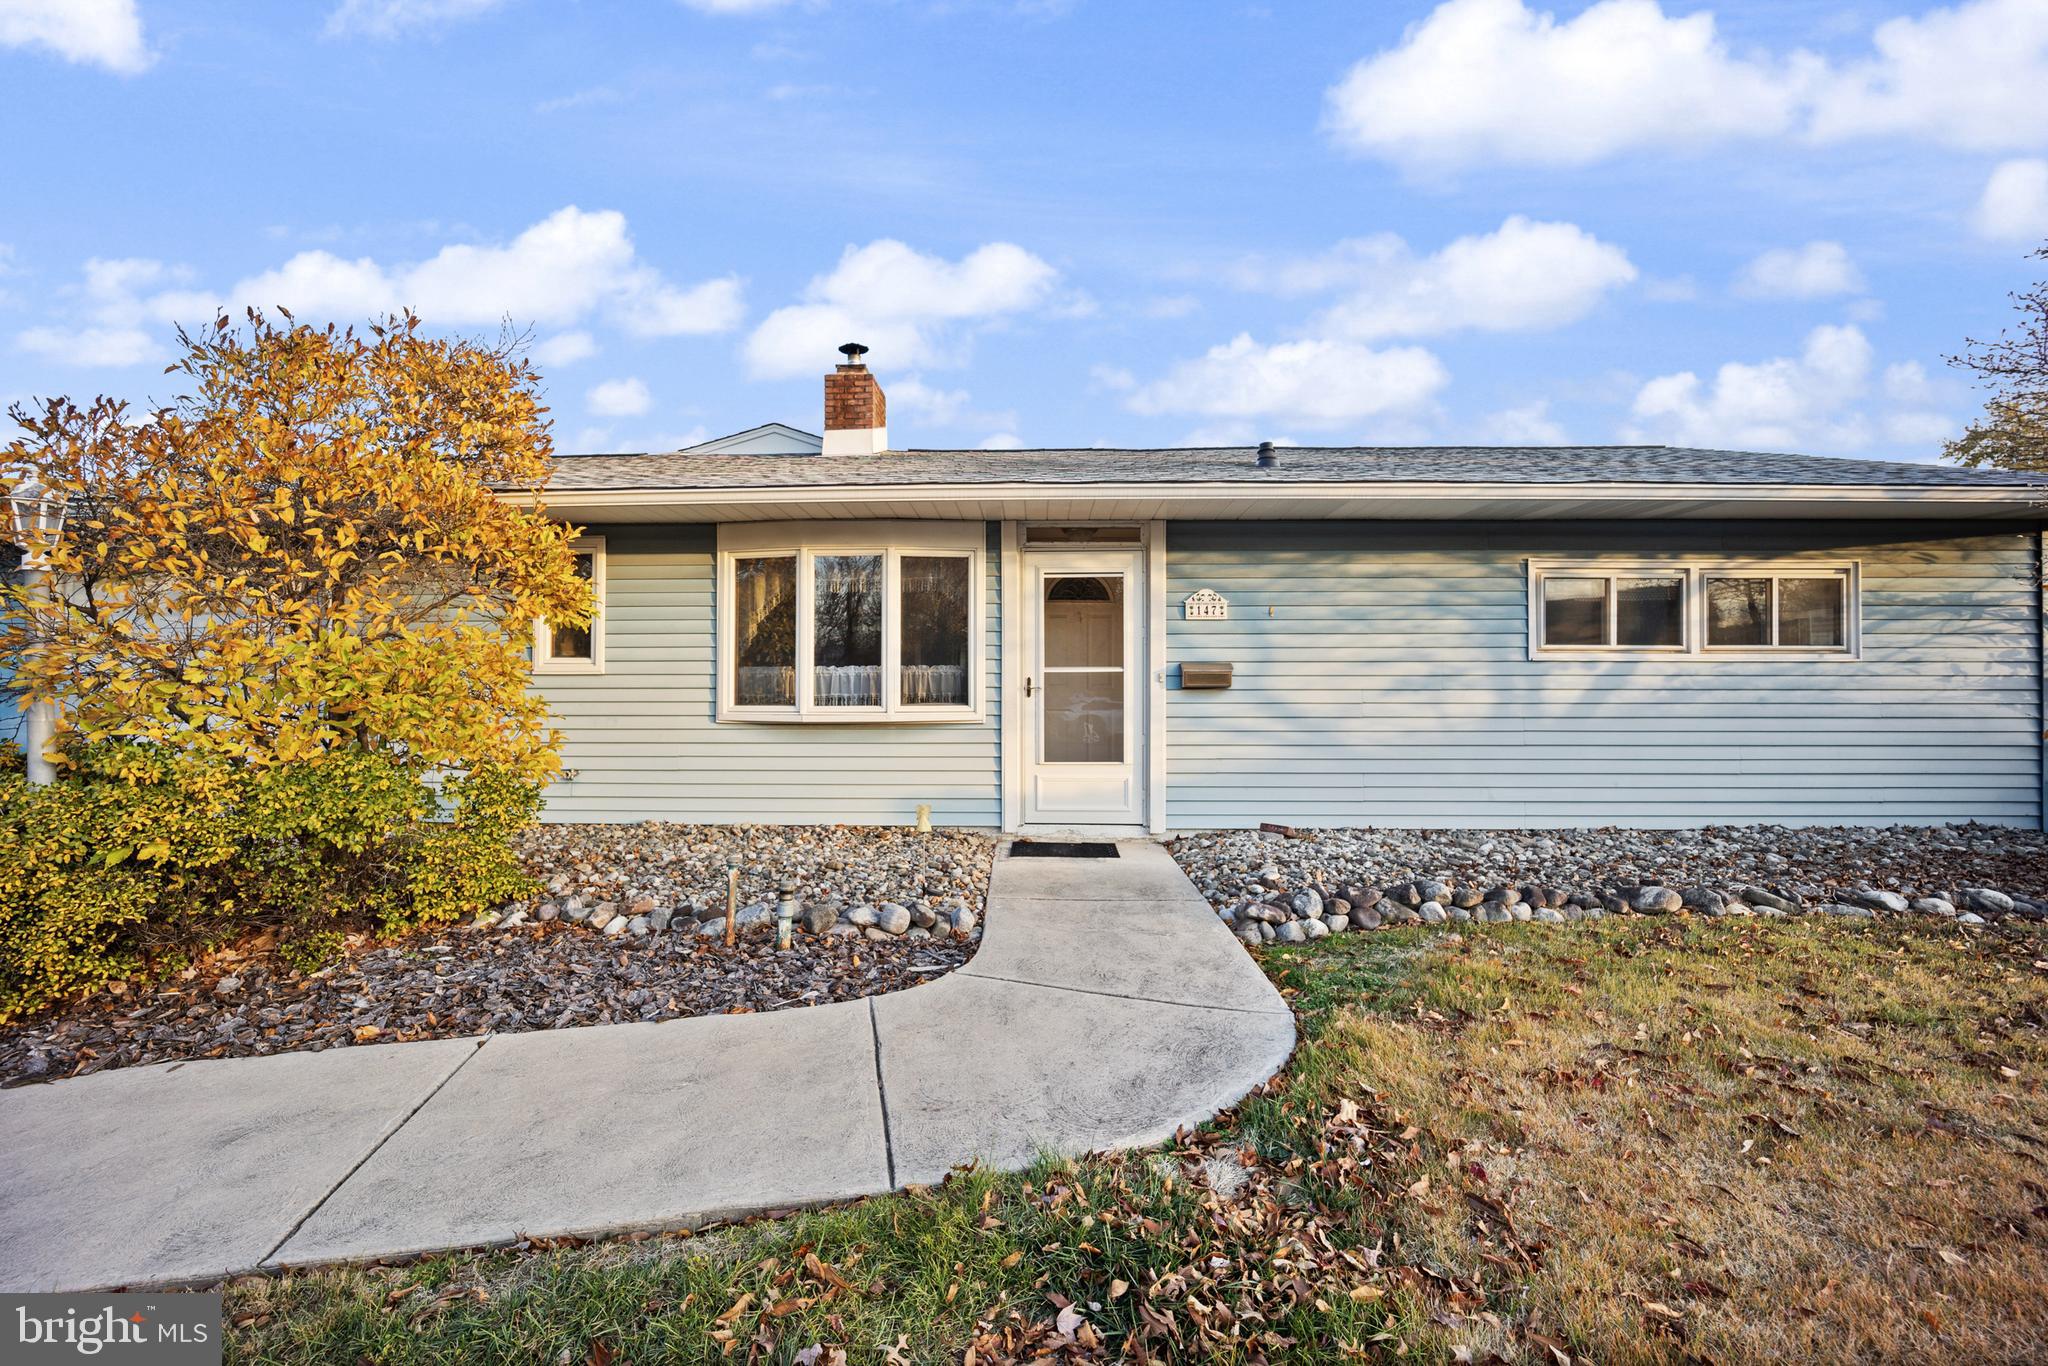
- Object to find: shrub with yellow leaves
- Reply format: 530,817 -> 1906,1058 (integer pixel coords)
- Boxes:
0,313 -> 578,1020
1,310 -> 587,779
0,742 -> 539,1022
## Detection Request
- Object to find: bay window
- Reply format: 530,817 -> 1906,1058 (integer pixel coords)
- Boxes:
1530,560 -> 1857,659
899,555 -> 972,707
732,554 -> 797,705
719,523 -> 983,721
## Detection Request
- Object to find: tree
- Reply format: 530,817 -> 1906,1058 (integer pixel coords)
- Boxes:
1945,245 -> 2048,472
0,311 -> 591,782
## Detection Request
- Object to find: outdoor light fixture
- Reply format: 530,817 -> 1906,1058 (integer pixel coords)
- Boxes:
4,473 -> 70,785
776,879 -> 800,951
4,476 -> 69,567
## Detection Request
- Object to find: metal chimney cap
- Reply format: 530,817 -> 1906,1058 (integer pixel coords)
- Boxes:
1254,440 -> 1278,468
837,342 -> 870,362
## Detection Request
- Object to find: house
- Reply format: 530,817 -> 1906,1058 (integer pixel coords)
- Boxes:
524,346 -> 2048,834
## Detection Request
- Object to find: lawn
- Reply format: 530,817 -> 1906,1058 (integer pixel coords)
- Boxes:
224,916 -> 2048,1364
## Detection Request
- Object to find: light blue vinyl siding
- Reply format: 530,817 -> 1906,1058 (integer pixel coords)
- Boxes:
533,524 -> 1003,825
1165,521 -> 2043,829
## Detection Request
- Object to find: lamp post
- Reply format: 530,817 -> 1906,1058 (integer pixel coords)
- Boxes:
5,477 -> 69,785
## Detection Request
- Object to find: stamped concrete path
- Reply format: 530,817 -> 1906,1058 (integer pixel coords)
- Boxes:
0,840 -> 1295,1292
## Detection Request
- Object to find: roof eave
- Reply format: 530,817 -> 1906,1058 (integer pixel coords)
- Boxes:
508,480 -> 2047,524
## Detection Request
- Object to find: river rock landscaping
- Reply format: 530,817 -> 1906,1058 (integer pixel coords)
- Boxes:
1172,822 -> 2048,946
0,824 -> 992,1086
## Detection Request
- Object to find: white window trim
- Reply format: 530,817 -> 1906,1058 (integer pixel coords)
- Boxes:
1527,559 -> 1860,662
533,534 -> 605,675
717,520 -> 986,724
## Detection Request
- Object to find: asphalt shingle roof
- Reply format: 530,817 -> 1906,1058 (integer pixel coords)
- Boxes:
544,445 -> 2048,492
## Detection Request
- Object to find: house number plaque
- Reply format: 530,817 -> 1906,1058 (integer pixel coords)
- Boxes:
1183,588 -> 1228,620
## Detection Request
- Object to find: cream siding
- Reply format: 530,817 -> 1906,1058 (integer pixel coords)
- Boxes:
534,523 -> 1003,825
1164,521 -> 2043,829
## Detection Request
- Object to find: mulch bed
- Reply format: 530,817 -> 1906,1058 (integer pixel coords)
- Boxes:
0,920 -> 970,1087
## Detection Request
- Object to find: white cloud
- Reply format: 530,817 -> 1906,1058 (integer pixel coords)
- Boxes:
1628,323 -> 1872,449
1127,219 -> 1623,435
226,207 -> 742,335
1975,158 -> 2048,242
887,375 -> 1020,442
743,239 -> 1060,378
18,212 -> 742,365
1805,0 -> 2048,148
1257,217 -> 1637,340
680,0 -> 798,13
1127,334 -> 1449,428
1882,359 -> 1936,405
531,330 -> 597,366
978,432 -> 1025,450
8,256 -> 196,366
586,377 -> 652,418
1139,294 -> 1200,319
1640,274 -> 1701,303
611,275 -> 745,337
0,0 -> 151,74
888,377 -> 975,425
1325,0 -> 1799,169
15,324 -> 155,366
1476,400 -> 1566,444
324,0 -> 506,40
1324,0 -> 2048,171
1881,410 -> 1956,446
1734,240 -> 1865,299
1177,422 -> 1290,447
1623,323 -> 1950,454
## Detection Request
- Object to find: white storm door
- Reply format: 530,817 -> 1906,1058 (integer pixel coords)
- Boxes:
1022,551 -> 1143,826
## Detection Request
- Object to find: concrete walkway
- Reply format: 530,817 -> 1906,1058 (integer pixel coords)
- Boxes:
0,841 -> 1294,1292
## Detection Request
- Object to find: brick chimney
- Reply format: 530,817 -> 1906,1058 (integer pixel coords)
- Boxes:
822,342 -> 888,455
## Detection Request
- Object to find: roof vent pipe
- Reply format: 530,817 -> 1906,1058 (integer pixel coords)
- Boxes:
1254,440 -> 1277,469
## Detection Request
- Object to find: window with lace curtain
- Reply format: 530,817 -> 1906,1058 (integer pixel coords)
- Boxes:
718,523 -> 984,721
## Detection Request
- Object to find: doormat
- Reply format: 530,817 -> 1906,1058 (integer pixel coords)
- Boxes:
1009,841 -> 1121,859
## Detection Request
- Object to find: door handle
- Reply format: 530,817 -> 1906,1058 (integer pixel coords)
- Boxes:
1024,676 -> 1035,698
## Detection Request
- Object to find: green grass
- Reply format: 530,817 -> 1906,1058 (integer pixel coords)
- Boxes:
225,916 -> 2048,1364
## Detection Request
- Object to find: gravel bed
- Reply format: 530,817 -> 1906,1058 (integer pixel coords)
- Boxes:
1,823 -> 994,1086
1170,823 -> 2048,946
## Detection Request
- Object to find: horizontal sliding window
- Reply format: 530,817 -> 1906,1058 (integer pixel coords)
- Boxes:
1531,561 -> 1858,659
1705,574 -> 1848,650
1538,571 -> 1686,650
718,527 -> 984,722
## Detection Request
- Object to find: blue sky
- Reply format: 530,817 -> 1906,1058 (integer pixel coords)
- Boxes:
3,0 -> 2047,460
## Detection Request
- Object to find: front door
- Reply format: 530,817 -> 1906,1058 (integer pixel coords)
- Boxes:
1022,550 -> 1144,826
